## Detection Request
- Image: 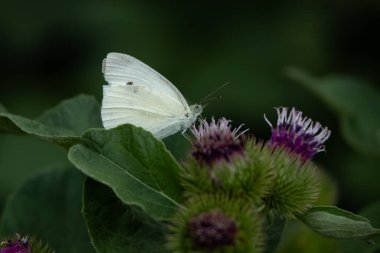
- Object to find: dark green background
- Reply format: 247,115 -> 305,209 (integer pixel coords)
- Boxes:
1,1 -> 380,252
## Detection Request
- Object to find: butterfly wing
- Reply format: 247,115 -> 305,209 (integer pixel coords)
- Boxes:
103,52 -> 190,110
101,53 -> 192,138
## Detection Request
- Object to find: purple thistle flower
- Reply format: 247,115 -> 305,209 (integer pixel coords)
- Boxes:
265,107 -> 331,161
191,117 -> 248,166
0,235 -> 29,253
189,209 -> 237,249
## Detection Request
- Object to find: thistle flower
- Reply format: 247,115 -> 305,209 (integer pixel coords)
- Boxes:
265,107 -> 331,161
0,235 -> 53,253
191,117 -> 248,166
0,235 -> 29,253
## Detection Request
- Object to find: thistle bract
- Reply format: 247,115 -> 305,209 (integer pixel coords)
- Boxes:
260,145 -> 320,218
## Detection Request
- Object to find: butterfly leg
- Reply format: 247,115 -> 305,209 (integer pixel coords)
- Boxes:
181,129 -> 192,143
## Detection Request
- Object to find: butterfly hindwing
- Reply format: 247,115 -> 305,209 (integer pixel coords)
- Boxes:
101,85 -> 187,137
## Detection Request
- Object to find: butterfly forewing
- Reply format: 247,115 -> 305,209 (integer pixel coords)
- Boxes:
103,53 -> 190,110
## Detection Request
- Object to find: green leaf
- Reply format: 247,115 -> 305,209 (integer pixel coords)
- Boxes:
83,179 -> 169,253
0,94 -> 102,149
361,200 -> 380,228
277,219 -> 341,253
285,67 -> 380,157
298,206 -> 380,242
68,125 -> 183,220
0,165 -> 96,253
264,212 -> 286,253
341,200 -> 380,253
0,104 -> 7,113
163,132 -> 191,162
341,114 -> 380,158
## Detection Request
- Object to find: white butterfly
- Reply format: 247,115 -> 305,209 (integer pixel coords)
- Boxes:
101,52 -> 203,139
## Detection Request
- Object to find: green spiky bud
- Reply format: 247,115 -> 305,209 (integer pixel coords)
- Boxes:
0,234 -> 54,253
167,195 -> 264,253
260,144 -> 320,218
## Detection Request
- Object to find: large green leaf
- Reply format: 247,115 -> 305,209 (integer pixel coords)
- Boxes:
276,219 -> 341,253
298,206 -> 380,242
0,104 -> 7,113
341,200 -> 380,253
163,132 -> 191,162
83,179 -> 169,253
286,68 -> 380,157
68,125 -> 183,220
0,94 -> 102,149
0,165 -> 96,253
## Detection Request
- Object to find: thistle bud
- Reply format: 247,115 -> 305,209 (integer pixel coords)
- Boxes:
167,195 -> 264,253
191,118 -> 247,166
183,119 -> 274,204
189,210 -> 237,249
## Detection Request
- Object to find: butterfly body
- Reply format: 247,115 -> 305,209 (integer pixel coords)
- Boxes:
101,53 -> 202,139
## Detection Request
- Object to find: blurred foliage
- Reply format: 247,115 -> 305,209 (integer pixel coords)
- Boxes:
0,135 -> 67,213
1,1 -> 380,252
286,68 -> 380,158
286,68 -> 380,211
0,94 -> 102,217
0,165 -> 96,252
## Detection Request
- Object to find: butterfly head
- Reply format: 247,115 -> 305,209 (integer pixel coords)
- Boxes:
181,104 -> 202,132
184,104 -> 202,127
190,104 -> 203,117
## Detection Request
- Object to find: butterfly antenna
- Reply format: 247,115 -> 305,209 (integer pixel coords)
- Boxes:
200,81 -> 229,106
203,96 -> 222,109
